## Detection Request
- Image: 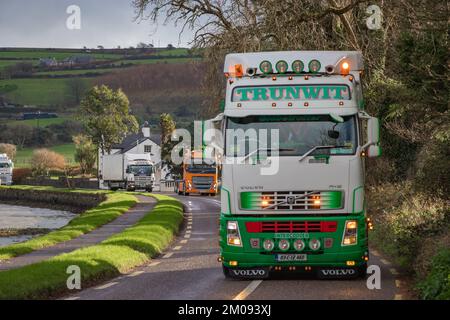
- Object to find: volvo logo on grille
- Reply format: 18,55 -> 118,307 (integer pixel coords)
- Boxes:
287,196 -> 296,205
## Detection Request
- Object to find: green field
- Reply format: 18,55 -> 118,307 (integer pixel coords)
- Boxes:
0,50 -> 122,60
18,116 -> 73,127
34,68 -> 118,76
0,78 -> 92,106
0,60 -> 37,68
15,143 -> 77,168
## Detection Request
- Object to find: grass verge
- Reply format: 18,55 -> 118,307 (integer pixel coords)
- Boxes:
0,188 -> 137,261
0,194 -> 183,299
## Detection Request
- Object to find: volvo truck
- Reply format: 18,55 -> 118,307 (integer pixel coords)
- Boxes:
175,150 -> 219,196
215,51 -> 381,279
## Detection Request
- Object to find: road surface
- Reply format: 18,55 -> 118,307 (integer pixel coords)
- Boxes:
65,194 -> 407,300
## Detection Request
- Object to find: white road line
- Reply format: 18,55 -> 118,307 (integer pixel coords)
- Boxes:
380,258 -> 391,265
395,280 -> 402,288
64,296 -> 80,300
173,246 -> 182,251
371,250 -> 379,256
128,271 -> 144,277
390,268 -> 399,275
163,252 -> 174,258
186,225 -> 192,230
184,234 -> 191,239
186,230 -> 192,234
233,280 -> 263,300
95,282 -> 118,290
394,294 -> 403,300
148,261 -> 161,267
180,239 -> 188,244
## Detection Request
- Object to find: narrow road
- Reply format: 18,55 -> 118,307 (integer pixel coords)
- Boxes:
65,194 -> 406,300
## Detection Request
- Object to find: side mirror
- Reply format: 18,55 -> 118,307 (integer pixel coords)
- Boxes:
368,117 -> 380,145
367,145 -> 381,158
328,130 -> 340,139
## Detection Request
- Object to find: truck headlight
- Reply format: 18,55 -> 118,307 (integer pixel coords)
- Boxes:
342,220 -> 358,246
227,221 -> 242,247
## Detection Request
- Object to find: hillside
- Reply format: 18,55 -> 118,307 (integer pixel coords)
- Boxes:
0,47 -> 204,166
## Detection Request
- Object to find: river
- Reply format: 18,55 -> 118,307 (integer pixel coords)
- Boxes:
0,204 -> 76,246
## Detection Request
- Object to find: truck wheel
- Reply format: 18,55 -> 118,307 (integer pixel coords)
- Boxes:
184,192 -> 190,196
357,263 -> 368,279
222,264 -> 232,279
146,188 -> 153,192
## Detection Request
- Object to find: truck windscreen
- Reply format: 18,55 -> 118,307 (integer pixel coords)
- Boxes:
127,165 -> 152,176
0,163 -> 11,168
186,164 -> 216,174
225,114 -> 357,157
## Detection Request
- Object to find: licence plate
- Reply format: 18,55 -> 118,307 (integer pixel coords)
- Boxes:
275,254 -> 307,262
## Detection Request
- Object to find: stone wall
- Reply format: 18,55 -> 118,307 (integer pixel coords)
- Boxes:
0,188 -> 105,213
22,177 -> 99,189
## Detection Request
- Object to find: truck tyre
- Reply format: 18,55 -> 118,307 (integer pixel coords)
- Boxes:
146,187 -> 153,192
222,265 -> 232,279
358,263 -> 368,279
184,192 -> 190,196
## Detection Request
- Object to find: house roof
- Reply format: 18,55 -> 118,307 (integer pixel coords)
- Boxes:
112,131 -> 161,154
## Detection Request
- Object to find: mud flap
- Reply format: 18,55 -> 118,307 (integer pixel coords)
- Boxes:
227,267 -> 270,280
316,267 -> 361,279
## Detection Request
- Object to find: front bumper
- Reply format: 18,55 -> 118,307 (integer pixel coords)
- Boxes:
221,248 -> 367,268
220,214 -> 368,268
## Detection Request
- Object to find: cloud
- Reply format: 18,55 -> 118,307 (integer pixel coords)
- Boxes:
0,0 -> 193,48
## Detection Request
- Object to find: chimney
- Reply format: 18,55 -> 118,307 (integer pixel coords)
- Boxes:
142,121 -> 150,138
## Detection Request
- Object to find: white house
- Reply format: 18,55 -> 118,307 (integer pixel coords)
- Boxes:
98,123 -> 163,188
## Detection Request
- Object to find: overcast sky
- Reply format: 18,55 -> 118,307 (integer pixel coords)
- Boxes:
0,0 -> 194,48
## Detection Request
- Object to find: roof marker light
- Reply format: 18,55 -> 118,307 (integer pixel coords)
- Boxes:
340,61 -> 350,75
304,102 -> 309,107
234,64 -> 243,77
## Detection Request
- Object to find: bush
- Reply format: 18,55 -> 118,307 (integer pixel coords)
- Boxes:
30,149 -> 66,176
414,126 -> 450,197
418,248 -> 450,300
12,168 -> 32,184
0,143 -> 16,160
369,183 -> 449,269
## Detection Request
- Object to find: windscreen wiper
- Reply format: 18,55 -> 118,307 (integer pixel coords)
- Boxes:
298,145 -> 348,162
242,147 -> 294,161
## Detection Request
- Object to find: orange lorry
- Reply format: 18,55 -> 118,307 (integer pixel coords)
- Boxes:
175,150 -> 218,196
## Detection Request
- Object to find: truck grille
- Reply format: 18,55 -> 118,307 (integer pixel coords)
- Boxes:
246,221 -> 337,233
134,176 -> 151,186
240,190 -> 343,211
192,176 -> 213,190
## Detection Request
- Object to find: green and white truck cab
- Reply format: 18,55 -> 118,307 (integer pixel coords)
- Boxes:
216,51 -> 380,279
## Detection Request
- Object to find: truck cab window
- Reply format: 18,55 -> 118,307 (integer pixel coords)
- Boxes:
225,114 -> 357,157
